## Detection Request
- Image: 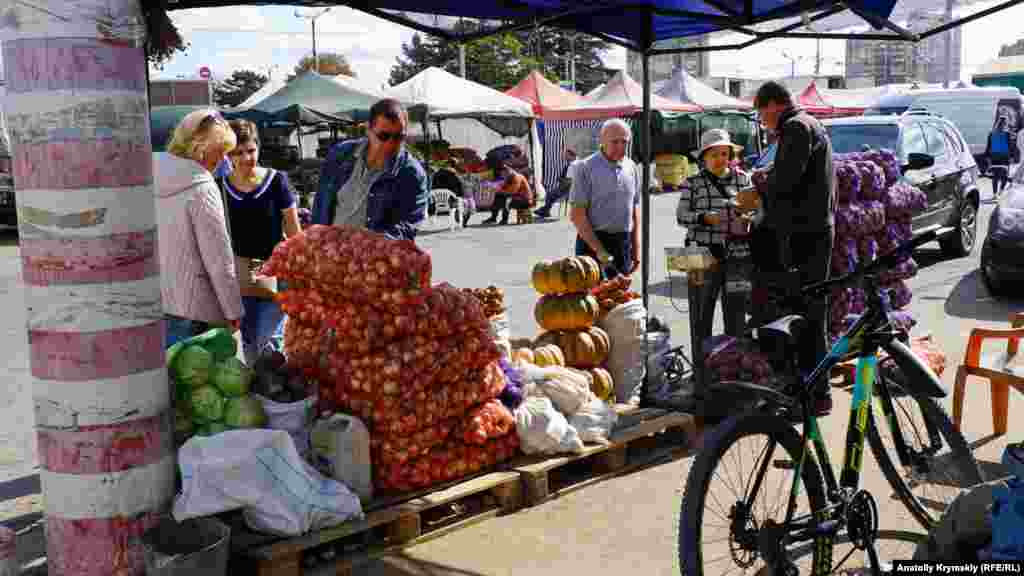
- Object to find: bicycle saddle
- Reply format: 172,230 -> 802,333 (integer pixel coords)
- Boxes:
758,314 -> 806,350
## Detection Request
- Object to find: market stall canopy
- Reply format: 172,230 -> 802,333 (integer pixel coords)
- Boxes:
248,70 -> 386,119
545,71 -> 701,121
386,66 -> 534,137
230,104 -> 352,127
238,76 -> 285,109
654,67 -> 751,111
505,70 -> 583,117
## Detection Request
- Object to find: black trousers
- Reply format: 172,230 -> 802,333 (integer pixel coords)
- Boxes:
575,231 -> 631,279
489,195 -> 530,221
751,226 -> 834,391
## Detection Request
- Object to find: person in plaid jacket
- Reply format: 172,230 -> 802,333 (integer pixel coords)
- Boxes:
676,128 -> 753,338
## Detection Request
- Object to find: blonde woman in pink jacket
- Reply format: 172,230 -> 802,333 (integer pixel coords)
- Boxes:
155,109 -> 244,348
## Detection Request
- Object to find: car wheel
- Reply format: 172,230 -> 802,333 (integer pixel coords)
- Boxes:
940,196 -> 978,257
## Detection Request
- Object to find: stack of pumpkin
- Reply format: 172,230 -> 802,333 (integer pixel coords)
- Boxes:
525,256 -> 615,401
265,225 -> 520,493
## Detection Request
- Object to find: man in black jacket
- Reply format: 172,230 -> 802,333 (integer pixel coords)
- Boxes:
754,81 -> 836,416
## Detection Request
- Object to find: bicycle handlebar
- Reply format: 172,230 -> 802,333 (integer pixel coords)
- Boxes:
766,224 -> 954,306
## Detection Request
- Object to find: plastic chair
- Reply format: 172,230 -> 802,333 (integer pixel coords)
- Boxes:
430,189 -> 464,231
953,312 -> 1024,436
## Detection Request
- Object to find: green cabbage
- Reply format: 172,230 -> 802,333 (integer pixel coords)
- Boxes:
212,357 -> 253,398
191,386 -> 225,423
173,345 -> 213,390
189,328 -> 238,363
197,421 -> 228,436
223,396 -> 267,429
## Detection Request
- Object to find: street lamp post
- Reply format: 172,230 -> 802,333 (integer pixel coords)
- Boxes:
295,7 -> 333,74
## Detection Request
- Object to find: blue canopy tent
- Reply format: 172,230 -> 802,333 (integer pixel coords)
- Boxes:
165,0 -> 1024,404
166,0 -> 1024,305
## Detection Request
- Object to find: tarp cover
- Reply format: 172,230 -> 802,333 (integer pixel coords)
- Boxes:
545,71 -> 701,121
506,71 -> 584,117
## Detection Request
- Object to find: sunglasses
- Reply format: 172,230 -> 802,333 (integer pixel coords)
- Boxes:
374,130 -> 405,142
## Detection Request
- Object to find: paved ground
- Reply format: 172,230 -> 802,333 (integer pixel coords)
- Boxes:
0,179 -> 1021,574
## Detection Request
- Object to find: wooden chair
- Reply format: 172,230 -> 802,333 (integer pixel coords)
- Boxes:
953,312 -> 1024,436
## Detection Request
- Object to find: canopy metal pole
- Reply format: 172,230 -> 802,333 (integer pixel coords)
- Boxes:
641,51 -> 651,314
640,49 -> 652,407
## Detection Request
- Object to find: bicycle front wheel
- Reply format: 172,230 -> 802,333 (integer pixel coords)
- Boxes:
679,410 -> 833,576
868,375 -> 984,530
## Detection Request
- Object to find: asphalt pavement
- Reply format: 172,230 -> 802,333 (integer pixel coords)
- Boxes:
0,179 -> 1020,574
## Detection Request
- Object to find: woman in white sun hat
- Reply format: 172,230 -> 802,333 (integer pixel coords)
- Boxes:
676,128 -> 755,339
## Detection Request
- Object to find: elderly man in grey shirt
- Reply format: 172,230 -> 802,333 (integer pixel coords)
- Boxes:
570,119 -> 641,279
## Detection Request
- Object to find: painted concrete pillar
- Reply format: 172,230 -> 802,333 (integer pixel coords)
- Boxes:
1,1 -> 173,574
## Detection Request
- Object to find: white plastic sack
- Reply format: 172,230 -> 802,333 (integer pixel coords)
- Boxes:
601,300 -> 647,403
537,369 -> 595,416
173,429 -> 363,537
254,394 -> 317,457
569,399 -> 619,445
515,397 -> 584,455
518,365 -> 595,416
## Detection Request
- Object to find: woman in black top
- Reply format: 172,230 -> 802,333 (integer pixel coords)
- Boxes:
220,119 -> 302,365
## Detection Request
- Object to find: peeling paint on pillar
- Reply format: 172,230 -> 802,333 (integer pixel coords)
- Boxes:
1,2 -> 170,574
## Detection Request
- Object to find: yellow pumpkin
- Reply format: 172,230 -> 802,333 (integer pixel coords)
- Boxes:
535,326 -> 610,369
534,293 -> 600,331
588,367 -> 614,401
512,348 -> 535,364
533,344 -> 565,367
531,256 -> 602,295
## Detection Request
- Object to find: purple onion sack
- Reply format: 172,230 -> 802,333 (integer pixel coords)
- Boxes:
856,161 -> 886,201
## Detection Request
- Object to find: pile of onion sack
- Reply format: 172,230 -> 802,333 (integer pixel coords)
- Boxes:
829,149 -> 922,343
264,225 -> 519,492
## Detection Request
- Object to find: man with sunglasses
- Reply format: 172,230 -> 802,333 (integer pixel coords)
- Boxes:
313,98 -> 429,241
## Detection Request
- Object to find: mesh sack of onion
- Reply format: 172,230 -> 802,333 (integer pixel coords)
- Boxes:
261,225 -> 432,313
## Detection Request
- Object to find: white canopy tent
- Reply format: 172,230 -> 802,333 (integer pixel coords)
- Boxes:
386,67 -> 544,195
654,68 -> 751,111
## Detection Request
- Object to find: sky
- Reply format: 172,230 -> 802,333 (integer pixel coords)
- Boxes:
150,1 -> 1024,91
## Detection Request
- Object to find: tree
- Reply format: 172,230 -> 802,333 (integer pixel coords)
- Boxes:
999,39 -> 1024,58
288,53 -> 357,81
213,70 -> 268,108
388,24 -> 611,94
513,29 -> 612,95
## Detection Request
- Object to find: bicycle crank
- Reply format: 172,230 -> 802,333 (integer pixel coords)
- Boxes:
845,490 -> 885,575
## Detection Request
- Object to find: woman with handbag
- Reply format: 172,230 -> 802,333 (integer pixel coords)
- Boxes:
219,120 -> 302,365
676,129 -> 755,339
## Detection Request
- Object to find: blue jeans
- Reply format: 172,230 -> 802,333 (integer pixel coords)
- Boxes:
165,315 -> 212,349
241,296 -> 286,365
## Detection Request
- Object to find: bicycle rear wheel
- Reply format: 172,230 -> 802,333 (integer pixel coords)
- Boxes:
679,410 -> 833,576
867,375 -> 983,530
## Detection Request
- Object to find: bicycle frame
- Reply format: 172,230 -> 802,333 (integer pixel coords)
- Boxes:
743,291 -> 922,560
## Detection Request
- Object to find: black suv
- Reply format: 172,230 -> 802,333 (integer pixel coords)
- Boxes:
824,110 -> 981,257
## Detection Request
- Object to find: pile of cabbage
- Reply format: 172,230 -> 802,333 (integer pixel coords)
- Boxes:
831,149 -> 924,344
167,329 -> 267,442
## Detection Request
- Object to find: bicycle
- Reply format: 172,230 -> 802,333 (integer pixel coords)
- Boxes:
678,224 -> 984,576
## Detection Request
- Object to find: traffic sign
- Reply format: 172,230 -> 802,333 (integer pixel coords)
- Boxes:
199,66 -> 212,80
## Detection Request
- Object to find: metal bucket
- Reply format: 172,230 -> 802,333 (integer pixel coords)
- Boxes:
141,517 -> 230,576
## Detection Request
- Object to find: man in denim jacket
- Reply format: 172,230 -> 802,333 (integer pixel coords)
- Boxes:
312,98 -> 429,240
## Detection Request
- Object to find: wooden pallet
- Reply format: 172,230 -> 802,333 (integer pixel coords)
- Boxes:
229,470 -> 522,576
512,406 -> 696,506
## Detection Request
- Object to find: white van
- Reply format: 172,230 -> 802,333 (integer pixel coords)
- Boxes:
866,86 -> 1023,170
